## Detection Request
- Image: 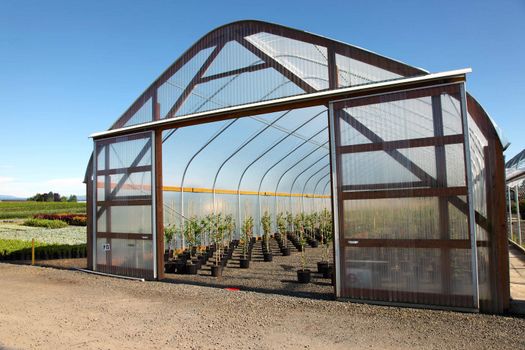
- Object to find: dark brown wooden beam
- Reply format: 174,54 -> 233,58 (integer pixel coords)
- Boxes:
237,37 -> 317,94
166,43 -> 225,119
338,134 -> 464,154
341,181 -> 428,191
344,239 -> 471,249
96,165 -> 152,176
96,232 -> 153,240
97,199 -> 152,207
197,62 -> 270,84
342,186 -> 467,200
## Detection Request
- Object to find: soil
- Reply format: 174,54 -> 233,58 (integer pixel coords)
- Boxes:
1,262 -> 525,350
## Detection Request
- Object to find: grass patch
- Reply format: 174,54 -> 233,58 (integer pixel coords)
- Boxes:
23,218 -> 68,229
0,201 -> 86,219
0,238 -> 86,260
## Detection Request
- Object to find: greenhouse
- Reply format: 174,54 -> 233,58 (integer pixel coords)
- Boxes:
85,20 -> 509,313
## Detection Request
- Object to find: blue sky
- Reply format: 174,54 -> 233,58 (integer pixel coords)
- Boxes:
0,0 -> 524,197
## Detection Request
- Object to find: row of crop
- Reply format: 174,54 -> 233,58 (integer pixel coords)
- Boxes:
33,213 -> 87,226
0,201 -> 86,219
0,239 -> 87,261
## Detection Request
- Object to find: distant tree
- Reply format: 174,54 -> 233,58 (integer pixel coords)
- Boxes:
67,195 -> 78,203
27,192 -> 63,202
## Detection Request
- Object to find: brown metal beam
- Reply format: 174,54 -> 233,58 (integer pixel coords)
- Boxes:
166,43 -> 226,119
342,186 -> 467,200
338,134 -> 464,154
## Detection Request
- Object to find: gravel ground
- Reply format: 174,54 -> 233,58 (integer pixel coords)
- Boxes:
1,263 -> 525,350
165,240 -> 334,299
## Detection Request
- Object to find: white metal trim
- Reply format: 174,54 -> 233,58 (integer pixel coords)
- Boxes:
151,131 -> 158,279
460,82 -> 480,310
328,102 -> 341,298
92,141 -> 97,271
91,68 -> 471,139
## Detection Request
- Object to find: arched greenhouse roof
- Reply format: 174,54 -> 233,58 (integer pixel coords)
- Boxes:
87,20 -> 505,188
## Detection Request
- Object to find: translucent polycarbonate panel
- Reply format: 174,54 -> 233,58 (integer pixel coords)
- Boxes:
441,94 -> 464,135
344,247 -> 474,304
94,132 -> 154,278
450,249 -> 474,295
96,238 -> 107,265
339,145 -> 463,189
341,151 -> 423,186
336,54 -> 402,87
476,245 -> 491,302
342,196 -> 468,240
338,92 -> 464,146
203,41 -> 263,77
340,97 -> 434,144
96,206 -> 106,232
123,97 -> 152,127
176,68 -> 304,116
110,239 -> 153,270
444,144 -> 467,187
246,32 -> 329,91
96,176 -> 105,201
108,137 -> 151,169
157,46 -> 216,119
110,172 -> 152,198
110,205 -> 152,234
97,145 -> 106,170
467,113 -> 488,219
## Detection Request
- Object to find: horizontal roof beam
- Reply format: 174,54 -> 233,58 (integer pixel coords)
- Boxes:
91,68 -> 471,140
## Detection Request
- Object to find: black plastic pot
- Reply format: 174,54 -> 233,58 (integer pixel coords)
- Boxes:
317,261 -> 329,274
323,264 -> 334,279
297,269 -> 311,283
164,262 -> 176,273
211,264 -> 222,277
281,247 -> 291,256
186,263 -> 198,275
308,239 -> 319,248
263,253 -> 273,262
239,258 -> 250,268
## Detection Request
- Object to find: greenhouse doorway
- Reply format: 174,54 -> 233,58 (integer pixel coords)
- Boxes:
160,105 -> 336,298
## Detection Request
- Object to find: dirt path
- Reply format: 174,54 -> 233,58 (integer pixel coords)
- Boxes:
0,263 -> 524,350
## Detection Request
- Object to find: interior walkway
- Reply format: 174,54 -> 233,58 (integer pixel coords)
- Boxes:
509,243 -> 525,301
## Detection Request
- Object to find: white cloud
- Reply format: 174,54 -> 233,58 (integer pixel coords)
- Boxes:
0,177 -> 85,198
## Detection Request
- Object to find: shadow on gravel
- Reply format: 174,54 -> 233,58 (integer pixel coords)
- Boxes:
160,277 -> 335,301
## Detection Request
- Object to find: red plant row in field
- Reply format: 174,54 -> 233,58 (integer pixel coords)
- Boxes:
33,213 -> 87,226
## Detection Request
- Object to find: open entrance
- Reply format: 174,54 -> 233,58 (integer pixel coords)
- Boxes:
160,105 -> 335,298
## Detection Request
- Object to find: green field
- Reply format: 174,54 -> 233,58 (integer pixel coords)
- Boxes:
0,201 -> 86,219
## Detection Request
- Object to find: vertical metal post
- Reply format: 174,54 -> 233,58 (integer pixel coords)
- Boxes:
508,186 -> 513,239
92,141 -> 98,271
460,83 -> 479,309
516,185 -> 522,245
328,102 -> 341,298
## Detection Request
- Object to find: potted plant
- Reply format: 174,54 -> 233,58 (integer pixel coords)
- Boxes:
184,217 -> 201,274
164,224 -> 177,273
276,213 -> 290,256
240,216 -> 253,268
211,213 -> 224,277
261,211 -> 273,262
317,209 -> 332,274
164,224 -> 177,261
295,213 -> 311,283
